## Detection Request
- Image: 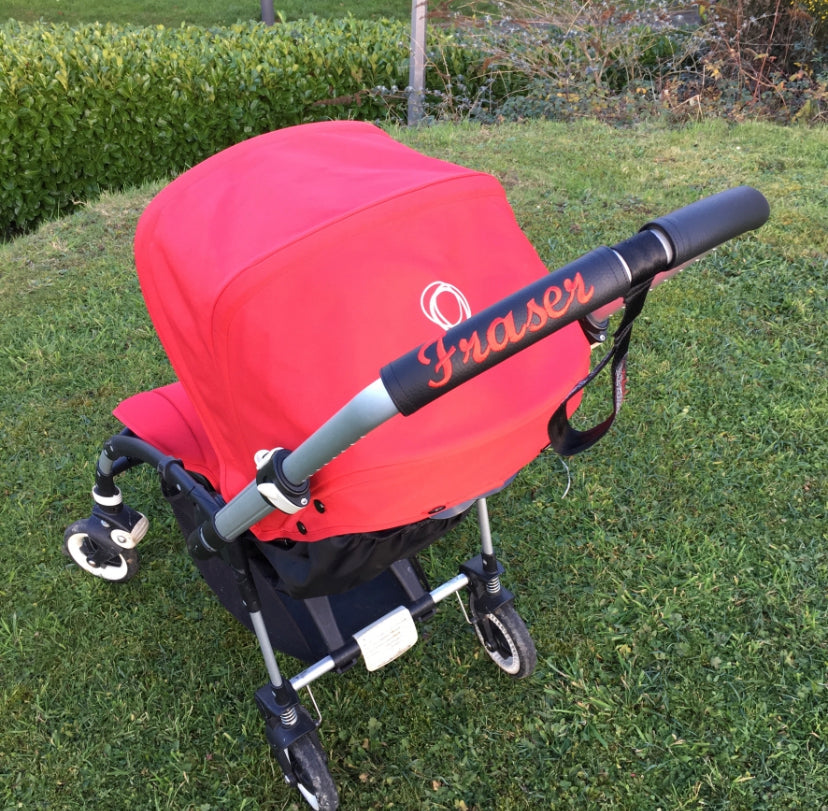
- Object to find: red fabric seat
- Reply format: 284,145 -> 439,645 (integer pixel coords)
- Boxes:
119,121 -> 590,541
114,383 -> 220,485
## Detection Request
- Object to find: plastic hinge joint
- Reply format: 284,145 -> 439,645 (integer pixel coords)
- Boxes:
255,448 -> 310,514
461,555 -> 513,613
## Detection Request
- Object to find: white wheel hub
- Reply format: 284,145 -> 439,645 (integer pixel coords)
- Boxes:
474,611 -> 521,675
65,532 -> 130,582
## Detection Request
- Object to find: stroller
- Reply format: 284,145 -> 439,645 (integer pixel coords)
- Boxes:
63,121 -> 769,809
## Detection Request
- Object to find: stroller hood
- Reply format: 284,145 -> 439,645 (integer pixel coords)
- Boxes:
129,121 -> 590,542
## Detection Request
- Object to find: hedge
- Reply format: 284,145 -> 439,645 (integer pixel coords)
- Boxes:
0,19 -> 501,237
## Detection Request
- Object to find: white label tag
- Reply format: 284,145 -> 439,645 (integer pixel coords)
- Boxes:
353,607 -> 418,672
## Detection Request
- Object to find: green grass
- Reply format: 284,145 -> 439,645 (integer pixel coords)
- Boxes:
0,0 -> 413,25
1,119 -> 826,810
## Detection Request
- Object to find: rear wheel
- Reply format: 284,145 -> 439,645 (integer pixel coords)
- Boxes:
63,526 -> 139,582
469,598 -> 537,679
285,731 -> 339,811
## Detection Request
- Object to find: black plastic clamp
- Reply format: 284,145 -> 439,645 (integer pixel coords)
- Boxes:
255,682 -> 318,785
460,554 -> 514,614
255,448 -> 311,514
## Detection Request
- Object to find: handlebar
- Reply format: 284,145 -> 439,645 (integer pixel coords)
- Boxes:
641,185 -> 769,268
207,185 -> 769,544
381,186 -> 769,416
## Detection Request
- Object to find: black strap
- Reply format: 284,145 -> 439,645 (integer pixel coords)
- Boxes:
547,280 -> 651,456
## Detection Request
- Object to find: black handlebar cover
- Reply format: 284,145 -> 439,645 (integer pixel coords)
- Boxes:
381,245 -> 635,416
380,186 -> 769,417
641,185 -> 770,268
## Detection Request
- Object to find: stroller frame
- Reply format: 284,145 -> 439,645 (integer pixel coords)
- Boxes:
67,405 -> 534,808
64,183 -> 769,809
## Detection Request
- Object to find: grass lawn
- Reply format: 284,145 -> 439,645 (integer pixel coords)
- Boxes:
1,119 -> 826,809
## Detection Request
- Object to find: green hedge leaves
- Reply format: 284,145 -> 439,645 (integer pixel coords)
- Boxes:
0,19 -> 492,237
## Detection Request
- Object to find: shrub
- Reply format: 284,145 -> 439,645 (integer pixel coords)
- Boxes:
705,0 -> 821,81
0,19 -> 494,237
442,0 -> 703,121
484,1 -> 698,87
682,0 -> 827,120
441,0 -> 826,124
799,0 -> 828,46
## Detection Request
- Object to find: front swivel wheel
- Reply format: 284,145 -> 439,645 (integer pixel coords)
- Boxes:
284,730 -> 339,811
469,597 -> 537,679
63,520 -> 139,582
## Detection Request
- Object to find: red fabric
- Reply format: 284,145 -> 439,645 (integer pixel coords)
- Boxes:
123,121 -> 590,541
114,383 -> 219,484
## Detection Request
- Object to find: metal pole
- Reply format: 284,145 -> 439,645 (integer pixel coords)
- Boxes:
408,0 -> 427,125
261,0 -> 275,25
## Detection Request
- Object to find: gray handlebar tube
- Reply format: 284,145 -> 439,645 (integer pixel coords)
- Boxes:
212,380 -> 399,540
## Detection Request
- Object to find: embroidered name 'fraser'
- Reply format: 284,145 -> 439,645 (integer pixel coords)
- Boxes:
418,272 -> 594,388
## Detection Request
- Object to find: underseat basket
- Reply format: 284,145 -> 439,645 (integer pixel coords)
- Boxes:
165,479 -> 467,662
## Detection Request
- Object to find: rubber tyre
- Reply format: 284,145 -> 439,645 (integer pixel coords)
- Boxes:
469,599 -> 537,679
63,529 -> 139,583
286,731 -> 339,811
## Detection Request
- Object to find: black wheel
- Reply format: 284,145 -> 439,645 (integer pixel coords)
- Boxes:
285,731 -> 339,811
63,525 -> 139,582
469,598 -> 537,679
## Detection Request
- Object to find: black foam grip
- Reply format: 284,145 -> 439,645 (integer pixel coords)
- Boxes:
380,186 -> 769,418
642,186 -> 770,268
381,246 -> 632,416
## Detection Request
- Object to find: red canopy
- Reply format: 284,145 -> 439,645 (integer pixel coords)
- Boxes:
118,121 -> 590,541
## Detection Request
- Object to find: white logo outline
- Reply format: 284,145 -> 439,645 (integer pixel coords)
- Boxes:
420,281 -> 471,331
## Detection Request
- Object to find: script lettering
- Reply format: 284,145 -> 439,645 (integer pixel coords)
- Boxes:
543,285 -> 563,315
566,273 -> 595,305
459,331 -> 490,365
525,297 -> 548,332
487,312 -> 528,352
416,272 -> 595,389
420,336 -> 456,388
